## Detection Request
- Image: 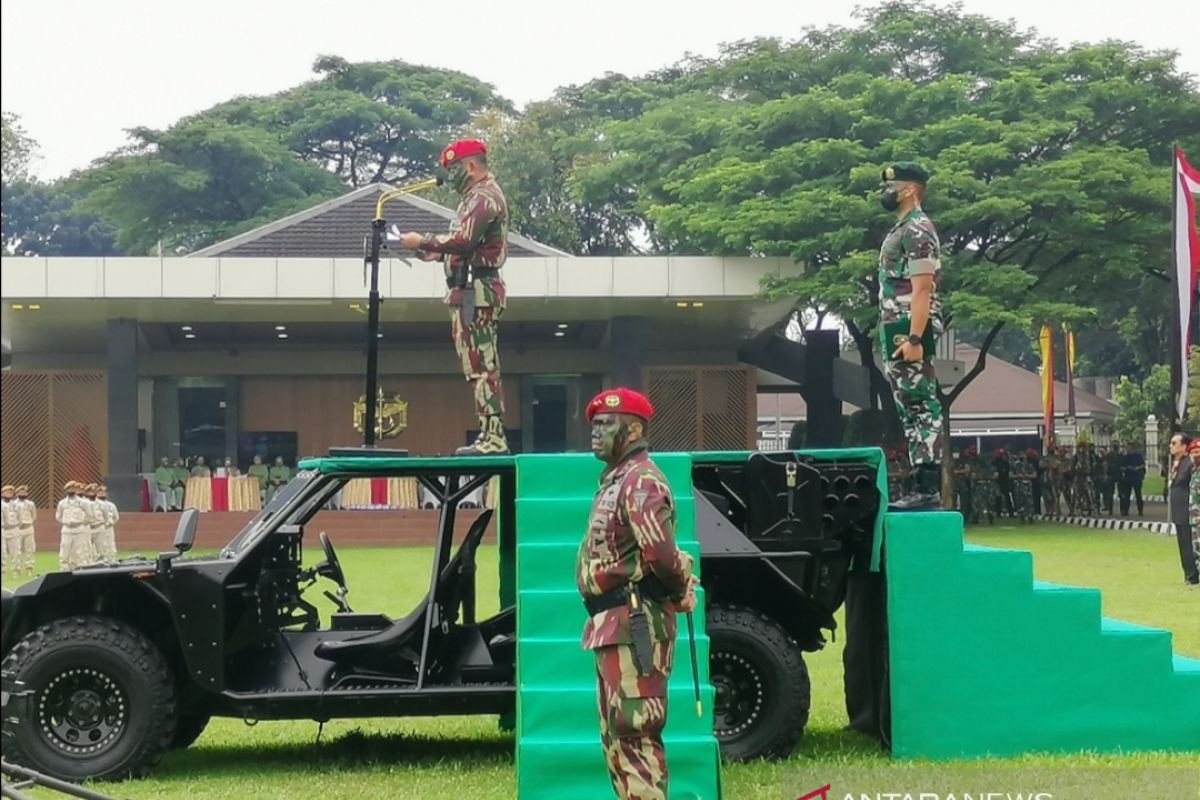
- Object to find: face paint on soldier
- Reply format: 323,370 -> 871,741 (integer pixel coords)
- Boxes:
591,413 -> 625,463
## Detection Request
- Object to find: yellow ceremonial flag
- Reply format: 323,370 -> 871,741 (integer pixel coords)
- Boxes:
1040,325 -> 1055,447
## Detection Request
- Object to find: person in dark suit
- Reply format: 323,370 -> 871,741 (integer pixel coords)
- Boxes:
1166,432 -> 1199,585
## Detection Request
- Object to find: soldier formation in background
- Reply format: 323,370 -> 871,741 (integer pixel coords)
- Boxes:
951,442 -> 1148,522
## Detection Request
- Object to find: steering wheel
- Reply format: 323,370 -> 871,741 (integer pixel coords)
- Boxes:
318,531 -> 352,612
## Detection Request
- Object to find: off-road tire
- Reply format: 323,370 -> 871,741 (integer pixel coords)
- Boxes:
706,603 -> 810,761
0,615 -> 177,781
171,713 -> 211,749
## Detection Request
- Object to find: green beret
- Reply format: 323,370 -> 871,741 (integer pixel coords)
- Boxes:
882,161 -> 930,184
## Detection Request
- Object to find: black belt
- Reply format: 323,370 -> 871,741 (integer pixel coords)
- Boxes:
583,575 -> 670,616
472,266 -> 499,278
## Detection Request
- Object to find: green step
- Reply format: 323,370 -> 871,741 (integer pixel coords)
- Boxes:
519,685 -> 715,737
512,452 -> 720,799
518,636 -> 711,689
886,510 -> 1200,759
517,737 -> 721,800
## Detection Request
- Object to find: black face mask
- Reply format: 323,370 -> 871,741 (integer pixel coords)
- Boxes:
880,187 -> 901,211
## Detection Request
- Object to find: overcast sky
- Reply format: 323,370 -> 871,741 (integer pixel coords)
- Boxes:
3,0 -> 1196,181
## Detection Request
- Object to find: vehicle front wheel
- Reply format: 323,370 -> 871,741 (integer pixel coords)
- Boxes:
0,615 -> 177,781
706,603 -> 810,761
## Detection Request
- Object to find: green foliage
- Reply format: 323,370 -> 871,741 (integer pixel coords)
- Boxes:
1,181 -> 119,256
1113,364 -> 1171,444
73,118 -> 344,254
1,111 -> 37,184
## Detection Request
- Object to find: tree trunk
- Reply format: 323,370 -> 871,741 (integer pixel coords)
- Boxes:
941,408 -> 954,508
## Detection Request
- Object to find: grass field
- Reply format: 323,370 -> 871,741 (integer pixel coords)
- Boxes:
3,523 -> 1197,799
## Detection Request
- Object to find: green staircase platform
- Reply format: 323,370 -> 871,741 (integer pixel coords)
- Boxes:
886,511 -> 1200,760
514,453 -> 722,800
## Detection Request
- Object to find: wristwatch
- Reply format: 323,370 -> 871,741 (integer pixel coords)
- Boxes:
907,334 -> 923,346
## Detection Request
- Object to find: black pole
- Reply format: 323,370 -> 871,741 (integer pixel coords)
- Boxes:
1170,144 -> 1181,432
364,218 -> 386,447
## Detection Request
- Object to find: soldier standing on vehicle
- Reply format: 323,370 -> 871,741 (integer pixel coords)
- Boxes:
395,138 -> 512,456
96,485 -> 119,561
1,485 -> 18,578
576,388 -> 697,800
14,485 -> 37,576
56,482 -> 92,570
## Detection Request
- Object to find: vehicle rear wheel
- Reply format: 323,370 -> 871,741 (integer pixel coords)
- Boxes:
706,603 -> 810,761
0,615 -> 177,781
171,713 -> 211,749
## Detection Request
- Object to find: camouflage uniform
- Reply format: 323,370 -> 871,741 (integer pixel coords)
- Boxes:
416,139 -> 510,455
1099,448 -> 1119,515
971,455 -> 998,524
14,486 -> 37,576
577,440 -> 695,800
1058,449 -> 1075,514
952,452 -> 973,522
56,482 -> 93,570
1041,452 -> 1060,516
1010,457 -> 1034,523
1072,447 -> 1095,516
879,205 -> 944,468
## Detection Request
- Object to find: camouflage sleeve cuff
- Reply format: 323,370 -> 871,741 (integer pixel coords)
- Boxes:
908,257 -> 940,276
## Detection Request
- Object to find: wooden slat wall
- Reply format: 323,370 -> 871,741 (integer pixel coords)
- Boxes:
644,366 -> 755,451
0,371 -> 108,507
239,375 -> 522,458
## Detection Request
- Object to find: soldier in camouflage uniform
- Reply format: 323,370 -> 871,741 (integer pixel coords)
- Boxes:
877,162 -> 944,509
397,138 -> 511,455
55,481 -> 93,570
1041,449 -> 1060,516
952,448 -> 974,523
971,453 -> 998,524
1072,444 -> 1096,516
1010,454 -> 1035,523
576,388 -> 697,800
1057,447 -> 1075,515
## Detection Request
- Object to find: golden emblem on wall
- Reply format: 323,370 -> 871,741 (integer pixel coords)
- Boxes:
353,388 -> 409,439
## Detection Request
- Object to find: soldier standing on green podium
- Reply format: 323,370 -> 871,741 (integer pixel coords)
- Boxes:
878,162 -> 944,509
268,457 -> 291,502
576,388 -> 697,800
248,455 -> 270,501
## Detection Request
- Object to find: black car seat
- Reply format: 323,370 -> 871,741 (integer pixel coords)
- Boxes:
314,509 -> 493,672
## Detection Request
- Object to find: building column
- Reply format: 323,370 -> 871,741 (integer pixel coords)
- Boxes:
105,319 -> 141,511
608,316 -> 646,390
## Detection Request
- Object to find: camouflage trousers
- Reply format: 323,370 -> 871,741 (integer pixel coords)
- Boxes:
884,358 -> 943,467
594,640 -> 674,800
973,480 -> 997,522
1072,477 -> 1095,516
92,527 -> 116,562
1042,479 -> 1060,515
59,528 -> 94,571
450,304 -> 505,418
1012,479 -> 1033,519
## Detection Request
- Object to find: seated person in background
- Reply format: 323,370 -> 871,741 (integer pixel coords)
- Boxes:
191,456 -> 212,478
267,457 -> 292,502
155,457 -> 183,510
220,457 -> 240,477
248,455 -> 270,500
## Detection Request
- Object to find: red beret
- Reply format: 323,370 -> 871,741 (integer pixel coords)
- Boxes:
1188,440 -> 1200,454
993,448 -> 1005,458
440,138 -> 487,169
586,388 -> 654,423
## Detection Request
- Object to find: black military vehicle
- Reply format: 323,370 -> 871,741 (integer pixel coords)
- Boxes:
0,448 -> 880,782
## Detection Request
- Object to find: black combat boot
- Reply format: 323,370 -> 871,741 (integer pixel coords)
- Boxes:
889,463 -> 942,511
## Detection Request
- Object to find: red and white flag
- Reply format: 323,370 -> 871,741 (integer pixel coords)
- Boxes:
1174,147 -> 1200,420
